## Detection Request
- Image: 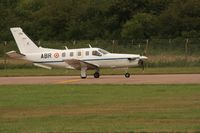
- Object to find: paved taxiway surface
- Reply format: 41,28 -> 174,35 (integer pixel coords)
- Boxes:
0,74 -> 199,85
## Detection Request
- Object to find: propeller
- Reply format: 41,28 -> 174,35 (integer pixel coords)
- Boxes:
138,59 -> 144,71
128,55 -> 147,72
138,55 -> 148,72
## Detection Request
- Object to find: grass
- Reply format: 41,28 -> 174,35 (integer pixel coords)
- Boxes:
0,84 -> 200,132
0,67 -> 200,77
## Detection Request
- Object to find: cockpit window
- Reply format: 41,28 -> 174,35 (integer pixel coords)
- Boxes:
98,49 -> 109,55
92,51 -> 102,56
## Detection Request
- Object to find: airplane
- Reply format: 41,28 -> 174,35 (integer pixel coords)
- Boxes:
7,27 -> 148,79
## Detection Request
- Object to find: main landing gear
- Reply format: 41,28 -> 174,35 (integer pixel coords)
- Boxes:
80,67 -> 100,79
94,72 -> 100,78
94,68 -> 100,78
81,67 -> 87,79
81,76 -> 87,79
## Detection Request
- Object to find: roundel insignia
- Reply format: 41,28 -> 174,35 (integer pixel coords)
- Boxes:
54,53 -> 59,58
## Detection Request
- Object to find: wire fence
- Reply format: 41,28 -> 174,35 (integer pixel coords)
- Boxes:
38,38 -> 200,56
0,38 -> 200,55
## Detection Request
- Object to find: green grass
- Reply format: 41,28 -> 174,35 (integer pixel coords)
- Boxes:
0,67 -> 200,77
0,84 -> 200,132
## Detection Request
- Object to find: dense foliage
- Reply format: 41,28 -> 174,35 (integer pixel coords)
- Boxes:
0,0 -> 200,41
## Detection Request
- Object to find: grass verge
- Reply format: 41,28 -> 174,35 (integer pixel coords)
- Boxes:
0,84 -> 199,132
0,67 -> 200,77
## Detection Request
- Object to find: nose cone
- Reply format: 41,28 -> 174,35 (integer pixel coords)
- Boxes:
140,56 -> 148,60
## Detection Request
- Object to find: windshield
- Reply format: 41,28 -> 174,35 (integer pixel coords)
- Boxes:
98,49 -> 109,55
92,51 -> 102,56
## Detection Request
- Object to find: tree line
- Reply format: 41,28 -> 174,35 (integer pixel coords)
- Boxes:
0,0 -> 200,41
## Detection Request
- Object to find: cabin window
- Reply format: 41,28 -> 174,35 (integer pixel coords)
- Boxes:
62,52 -> 66,57
92,51 -> 101,56
70,52 -> 74,57
85,51 -> 89,56
77,51 -> 81,56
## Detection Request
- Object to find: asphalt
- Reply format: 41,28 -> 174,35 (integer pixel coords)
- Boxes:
0,74 -> 199,85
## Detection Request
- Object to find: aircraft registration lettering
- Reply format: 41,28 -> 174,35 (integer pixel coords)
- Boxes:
41,53 -> 52,59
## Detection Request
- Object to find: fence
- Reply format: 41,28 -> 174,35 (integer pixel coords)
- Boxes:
36,38 -> 200,56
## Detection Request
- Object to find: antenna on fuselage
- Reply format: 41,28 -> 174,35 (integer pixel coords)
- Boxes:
88,44 -> 92,48
64,46 -> 68,50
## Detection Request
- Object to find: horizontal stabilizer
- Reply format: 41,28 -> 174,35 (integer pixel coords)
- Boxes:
6,51 -> 25,58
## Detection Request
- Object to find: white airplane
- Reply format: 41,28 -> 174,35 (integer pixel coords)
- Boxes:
7,27 -> 147,78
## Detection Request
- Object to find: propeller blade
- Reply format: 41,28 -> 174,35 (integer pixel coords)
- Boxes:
138,59 -> 145,71
142,61 -> 144,71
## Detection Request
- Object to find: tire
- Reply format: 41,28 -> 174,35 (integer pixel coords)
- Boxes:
125,73 -> 130,78
94,72 -> 100,78
81,75 -> 87,79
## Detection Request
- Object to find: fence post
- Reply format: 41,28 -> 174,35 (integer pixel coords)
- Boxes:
112,40 -> 115,53
144,39 -> 149,56
4,41 -> 7,70
169,39 -> 172,47
73,40 -> 76,45
185,38 -> 189,61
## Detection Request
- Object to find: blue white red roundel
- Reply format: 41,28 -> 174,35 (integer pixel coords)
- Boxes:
54,53 -> 59,58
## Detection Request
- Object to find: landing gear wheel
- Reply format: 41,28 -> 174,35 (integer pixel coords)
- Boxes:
81,76 -> 87,79
125,73 -> 130,78
94,72 -> 100,78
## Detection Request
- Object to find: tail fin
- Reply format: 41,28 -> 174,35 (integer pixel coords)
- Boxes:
10,27 -> 40,54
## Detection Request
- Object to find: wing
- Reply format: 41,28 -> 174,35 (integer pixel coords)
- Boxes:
6,51 -> 25,59
64,59 -> 98,70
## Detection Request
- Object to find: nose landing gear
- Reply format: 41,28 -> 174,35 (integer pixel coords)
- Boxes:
125,73 -> 130,78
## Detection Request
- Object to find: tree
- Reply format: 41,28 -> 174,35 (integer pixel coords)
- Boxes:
159,0 -> 200,38
121,13 -> 158,39
0,0 -> 199,41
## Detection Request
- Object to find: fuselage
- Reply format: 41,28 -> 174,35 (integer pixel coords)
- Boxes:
23,47 -> 142,69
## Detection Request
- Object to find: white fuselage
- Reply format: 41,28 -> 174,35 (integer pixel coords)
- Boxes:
23,47 -> 141,70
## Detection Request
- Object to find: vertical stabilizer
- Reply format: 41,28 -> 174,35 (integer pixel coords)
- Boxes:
10,27 -> 40,54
